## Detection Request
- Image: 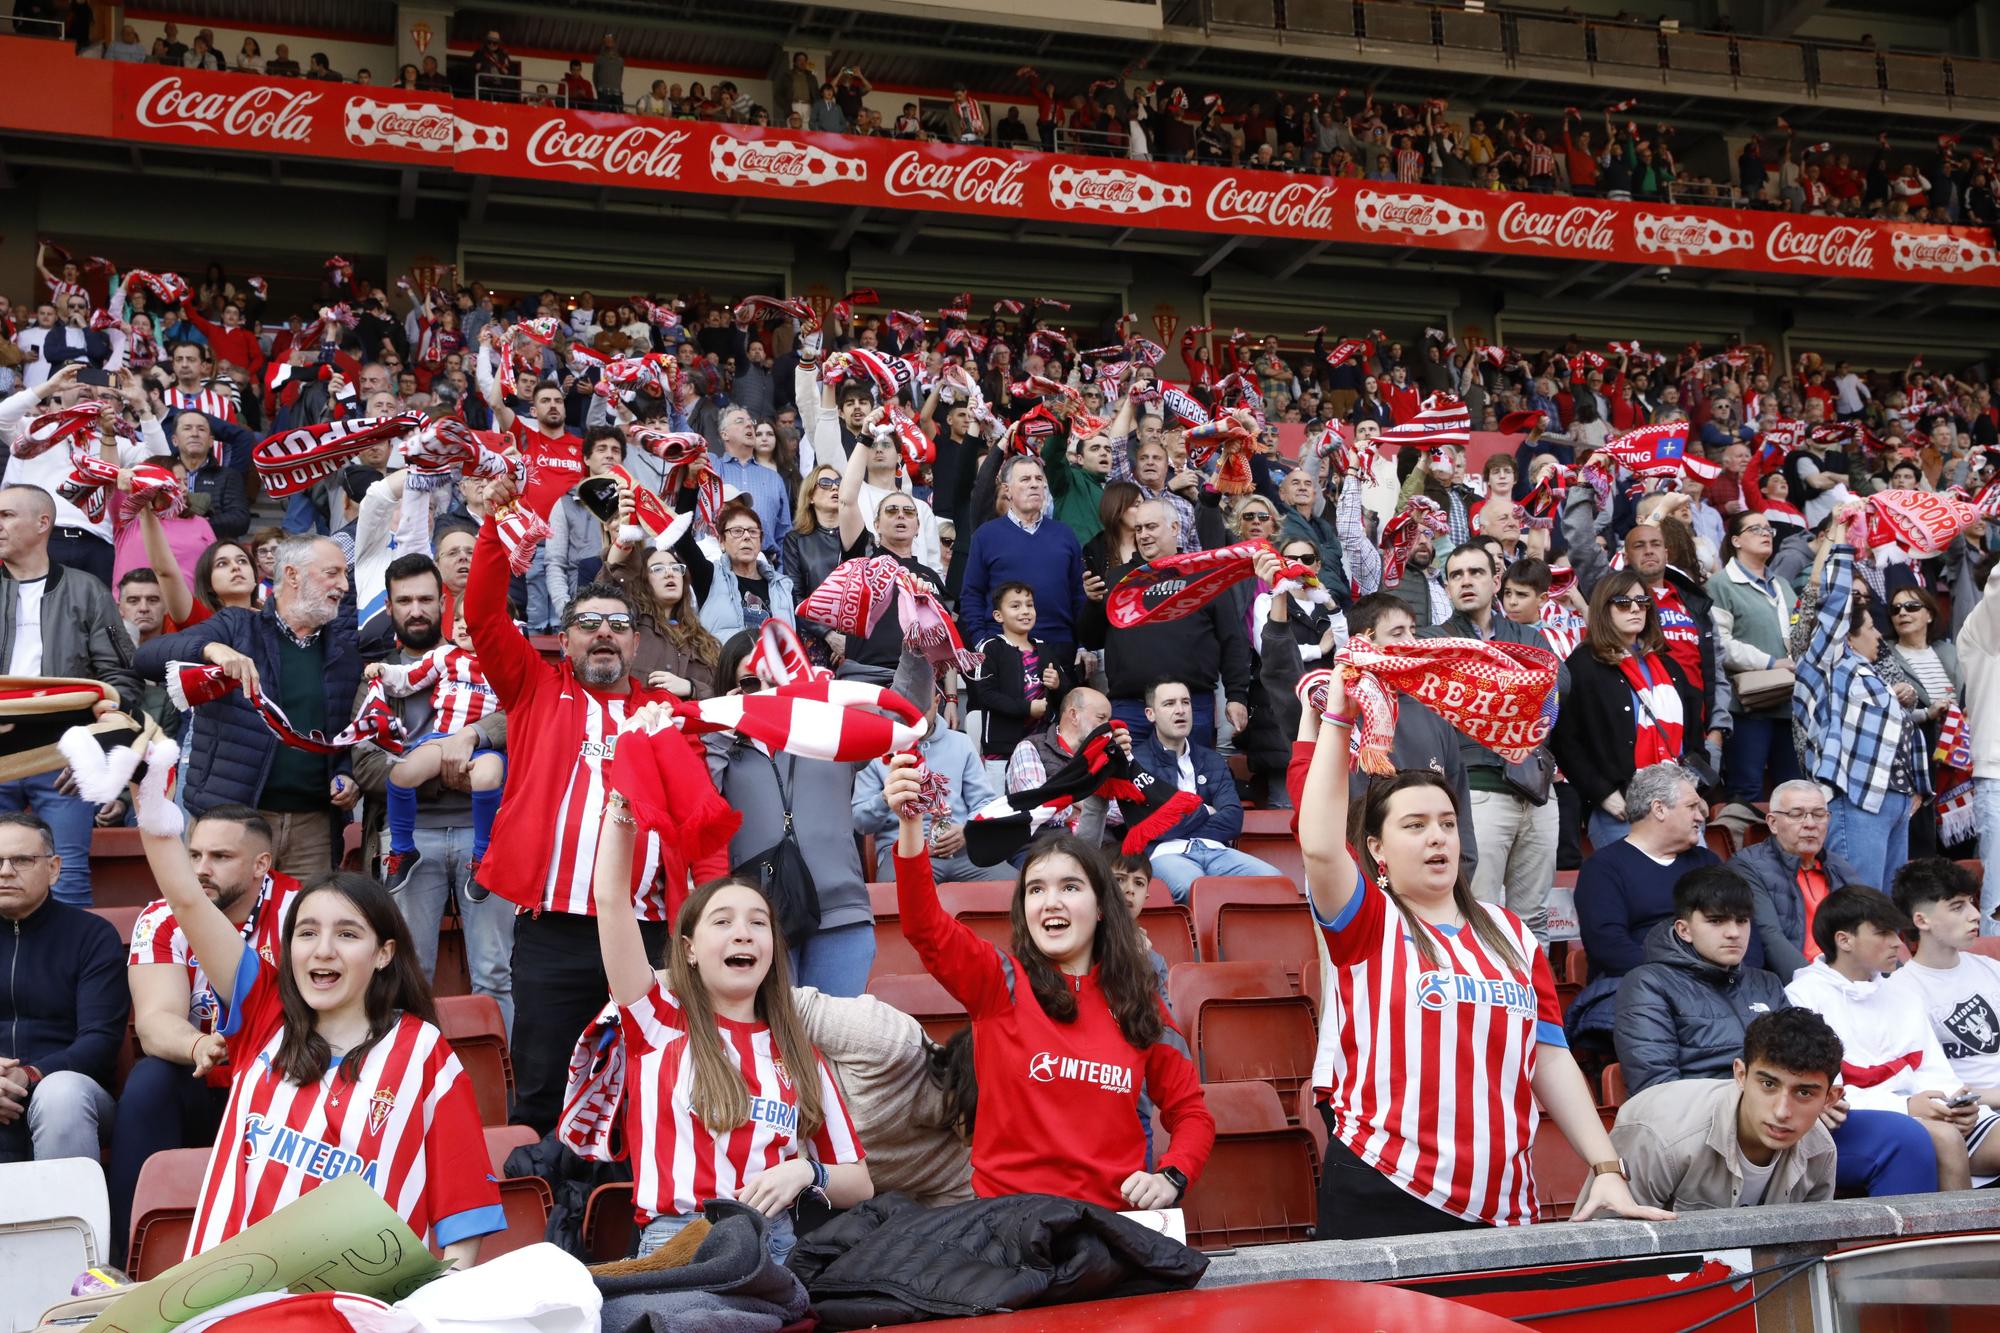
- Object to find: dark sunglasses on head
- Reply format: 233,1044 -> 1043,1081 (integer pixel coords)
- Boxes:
1608,595 -> 1653,611
565,611 -> 634,633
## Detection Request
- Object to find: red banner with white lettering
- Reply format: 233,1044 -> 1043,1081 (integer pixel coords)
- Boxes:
73,52 -> 2000,288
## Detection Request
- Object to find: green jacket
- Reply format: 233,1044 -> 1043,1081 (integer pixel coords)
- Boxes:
1041,430 -> 1105,546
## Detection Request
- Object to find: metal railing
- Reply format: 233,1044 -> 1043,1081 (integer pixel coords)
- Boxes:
1203,1 -> 1997,111
6,15 -> 65,41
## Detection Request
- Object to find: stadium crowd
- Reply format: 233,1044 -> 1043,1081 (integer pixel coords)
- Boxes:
6,239 -> 2000,1293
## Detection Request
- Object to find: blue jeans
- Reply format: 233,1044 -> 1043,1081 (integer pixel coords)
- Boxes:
1149,841 -> 1283,904
1723,711 -> 1801,803
1111,692 -> 1216,749
1585,807 -> 1630,853
640,1208 -> 795,1264
0,771 -> 97,905
390,825 -> 516,1031
1978,778 -> 2000,936
1828,792 -> 1912,893
1831,1108 -> 1938,1196
790,921 -> 874,997
524,544 -> 555,632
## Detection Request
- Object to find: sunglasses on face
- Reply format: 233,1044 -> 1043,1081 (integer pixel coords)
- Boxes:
737,676 -> 764,693
1288,551 -> 1321,565
814,476 -> 840,490
1608,595 -> 1653,611
1241,511 -> 1275,524
565,612 -> 634,633
1892,601 -> 1925,614
881,505 -> 918,518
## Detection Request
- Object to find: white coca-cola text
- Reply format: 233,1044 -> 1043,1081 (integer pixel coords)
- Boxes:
1496,201 -> 1617,251
884,151 -> 1027,206
1072,176 -> 1136,203
1204,177 -> 1338,230
135,76 -> 319,141
1764,220 -> 1876,269
370,110 -> 452,145
525,120 -> 686,178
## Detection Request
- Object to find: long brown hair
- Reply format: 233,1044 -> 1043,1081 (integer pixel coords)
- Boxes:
1009,836 -> 1164,1048
1350,772 -> 1524,972
1586,569 -> 1666,666
626,546 -> 721,667
273,873 -> 437,1086
793,464 -> 841,535
666,876 -> 826,1138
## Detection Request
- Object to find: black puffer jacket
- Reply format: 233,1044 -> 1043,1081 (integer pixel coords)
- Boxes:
788,1192 -> 1208,1330
1613,920 -> 1791,1096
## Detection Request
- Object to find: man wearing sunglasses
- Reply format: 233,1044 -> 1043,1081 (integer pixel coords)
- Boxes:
463,480 -> 726,1132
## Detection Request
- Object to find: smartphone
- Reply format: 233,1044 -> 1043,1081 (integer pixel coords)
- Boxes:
1946,1090 -> 1979,1110
76,366 -> 113,388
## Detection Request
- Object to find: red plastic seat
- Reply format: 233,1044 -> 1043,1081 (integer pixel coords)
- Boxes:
1239,808 -> 1295,839
438,994 -> 513,1126
1204,1080 -> 1289,1134
1965,937 -> 2000,962
1601,1063 -> 1629,1108
1168,961 -> 1316,1108
89,826 -> 156,908
1180,1127 -> 1319,1249
868,882 -> 924,979
1191,877 -> 1315,1000
583,1181 -> 637,1262
1234,834 -> 1304,896
89,904 -> 143,945
1295,1084 -> 1326,1164
434,910 -> 472,997
1564,948 -> 1590,986
127,1146 -> 210,1281
1531,1130 -> 1591,1222
475,1176 -> 552,1263
484,1124 -> 538,1175
866,972 -> 970,1045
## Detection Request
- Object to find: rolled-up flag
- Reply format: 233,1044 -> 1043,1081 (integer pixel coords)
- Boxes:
252,412 -> 430,498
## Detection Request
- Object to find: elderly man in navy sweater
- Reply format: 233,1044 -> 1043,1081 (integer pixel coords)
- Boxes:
960,455 -> 1084,673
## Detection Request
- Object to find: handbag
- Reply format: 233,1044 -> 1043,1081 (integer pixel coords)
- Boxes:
1502,747 -> 1555,806
732,750 -> 822,944
1733,667 -> 1797,713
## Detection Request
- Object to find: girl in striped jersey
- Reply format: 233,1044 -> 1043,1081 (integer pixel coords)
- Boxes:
138,814 -> 502,1265
1294,673 -> 1674,1238
593,766 -> 871,1262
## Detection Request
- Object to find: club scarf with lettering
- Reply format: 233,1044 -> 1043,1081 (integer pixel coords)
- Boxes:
1934,703 -> 1976,845
123,269 -> 189,307
800,555 -> 980,675
744,620 -> 821,688
401,417 -> 513,480
17,403 -> 136,461
1184,414 -> 1260,495
165,663 -> 406,757
1297,637 -> 1559,775
1856,488 -> 1984,557
630,426 -> 723,535
251,413 -> 429,498
1380,497 -> 1450,589
1106,539 -> 1319,630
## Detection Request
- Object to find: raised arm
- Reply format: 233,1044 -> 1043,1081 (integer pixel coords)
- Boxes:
1296,674 -> 1360,925
137,815 -> 245,1005
883,752 -> 1011,1015
136,504 -> 195,625
838,426 -> 870,551
593,789 -> 663,1007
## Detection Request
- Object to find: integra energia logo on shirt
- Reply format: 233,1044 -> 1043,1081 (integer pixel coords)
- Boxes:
241,1114 -> 379,1185
1415,969 -> 1537,1017
1026,1050 -> 1134,1094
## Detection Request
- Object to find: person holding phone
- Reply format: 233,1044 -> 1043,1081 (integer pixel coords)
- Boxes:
0,362 -> 163,585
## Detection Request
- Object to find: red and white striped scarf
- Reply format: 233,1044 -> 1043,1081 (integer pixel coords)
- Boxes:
1105,539 -> 1322,629
1619,652 -> 1684,768
166,663 -> 406,756
18,403 -> 132,461
630,427 -> 723,535
1298,637 -> 1560,775
800,556 -> 980,674
59,455 -> 184,525
251,413 -> 429,498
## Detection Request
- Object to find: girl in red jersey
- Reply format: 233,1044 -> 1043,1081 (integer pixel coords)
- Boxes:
1294,675 -> 1674,1238
881,752 -> 1214,1210
138,810 -> 501,1265
593,772 -> 871,1262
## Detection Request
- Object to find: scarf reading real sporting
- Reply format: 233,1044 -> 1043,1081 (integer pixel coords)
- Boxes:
1297,637 -> 1559,775
1105,539 -> 1325,630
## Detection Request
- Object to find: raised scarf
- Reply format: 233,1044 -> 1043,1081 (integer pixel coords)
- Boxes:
166,663 -> 406,756
800,555 -> 980,675
1297,636 -> 1560,775
1618,652 -> 1684,768
1105,539 -> 1322,630
630,426 -> 724,535
1379,497 -> 1449,588
251,413 -> 428,498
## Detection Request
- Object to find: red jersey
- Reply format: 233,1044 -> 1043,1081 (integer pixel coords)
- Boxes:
189,945 -> 500,1253
1395,147 -> 1424,183
508,420 -> 585,520
129,874 -> 301,1085
894,852 -> 1214,1209
377,644 -> 499,736
178,304 -> 267,376
620,978 -> 863,1222
162,386 -> 240,424
464,520 -> 723,917
1650,580 -> 1706,693
1527,140 -> 1557,178
1382,380 -> 1422,425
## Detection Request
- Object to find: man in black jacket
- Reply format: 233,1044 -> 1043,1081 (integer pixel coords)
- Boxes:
1615,867 -> 1792,1095
164,410 -> 250,539
0,812 -> 127,1164
1083,499 -> 1251,747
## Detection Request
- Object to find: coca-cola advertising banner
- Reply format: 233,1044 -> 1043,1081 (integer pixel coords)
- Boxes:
70,54 -> 2000,288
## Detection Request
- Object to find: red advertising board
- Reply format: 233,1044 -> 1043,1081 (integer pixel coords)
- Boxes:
13,44 -> 1985,289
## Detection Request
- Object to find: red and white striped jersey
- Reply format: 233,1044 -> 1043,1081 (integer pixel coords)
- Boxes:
376,645 -> 500,735
189,946 -> 501,1253
1527,141 -> 1557,177
620,978 -> 863,1223
162,385 -> 240,423
1395,147 -> 1425,184
1537,605 -> 1588,661
129,875 -> 300,1067
47,278 -> 86,306
1311,868 -> 1564,1227
540,690 -> 666,917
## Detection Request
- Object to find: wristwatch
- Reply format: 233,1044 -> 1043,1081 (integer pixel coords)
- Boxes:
1590,1159 -> 1628,1180
1159,1166 -> 1189,1202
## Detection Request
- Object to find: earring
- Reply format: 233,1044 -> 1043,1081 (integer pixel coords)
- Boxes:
1376,868 -> 1391,892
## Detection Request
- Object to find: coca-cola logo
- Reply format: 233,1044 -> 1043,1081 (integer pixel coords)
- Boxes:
738,147 -> 809,177
1891,233 -> 1999,273
1354,190 -> 1483,235
885,151 -> 1027,206
1204,177 -> 1338,230
1496,201 -> 1617,252
526,120 -> 686,178
1764,220 -> 1876,270
1074,177 -> 1136,203
135,76 -> 319,142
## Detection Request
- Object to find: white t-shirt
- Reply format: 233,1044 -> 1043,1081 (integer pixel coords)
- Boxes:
1795,456 -> 1853,529
8,576 -> 46,675
1884,953 -> 2000,1088
1736,1149 -> 1777,1206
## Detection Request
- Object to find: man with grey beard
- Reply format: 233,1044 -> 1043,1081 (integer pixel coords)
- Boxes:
135,534 -> 361,878
462,478 -> 716,1131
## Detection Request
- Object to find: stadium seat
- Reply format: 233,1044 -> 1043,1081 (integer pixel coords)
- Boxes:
1295,1084 -> 1327,1163
477,1176 -> 553,1263
867,882 -> 925,979
943,881 -> 1018,956
1235,819 -> 1304,893
483,1124 -> 538,1175
433,909 -> 472,998
866,972 -> 969,1044
1704,824 -> 1737,860
1203,1079 -> 1289,1133
89,904 -> 143,945
0,1159 -> 111,1331
1957,859 -> 1983,883
127,1147 -> 209,1281
583,1181 -> 637,1263
341,821 -> 364,872
1564,948 -> 1589,986
1179,1119 -> 1319,1249
1532,1130 -> 1591,1222
1169,961 -> 1316,1108
438,994 -> 513,1126
1601,1063 -> 1629,1108
89,827 -> 156,908
1191,877 -> 1315,1000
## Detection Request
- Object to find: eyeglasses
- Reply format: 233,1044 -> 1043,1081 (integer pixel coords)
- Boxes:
880,505 -> 918,518
737,676 -> 764,693
1891,601 -> 1925,614
564,611 -> 634,633
1738,525 -> 1773,536
814,476 -> 840,491
1771,808 -> 1829,823
1608,595 -> 1654,611
0,854 -> 52,871
721,525 -> 762,539
649,561 -> 688,576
